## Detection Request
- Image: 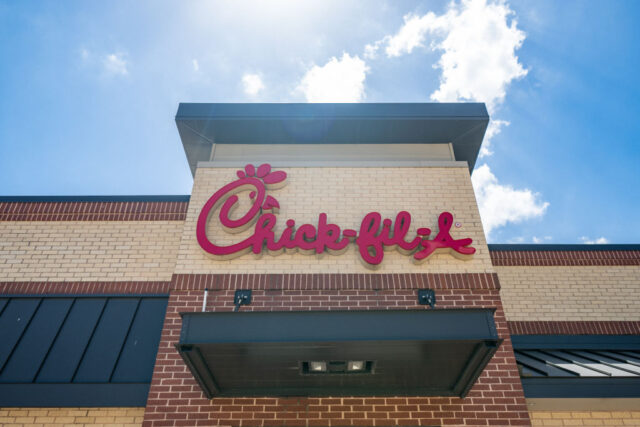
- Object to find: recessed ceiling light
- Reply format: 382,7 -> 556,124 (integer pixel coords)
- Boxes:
347,361 -> 365,371
309,361 -> 326,372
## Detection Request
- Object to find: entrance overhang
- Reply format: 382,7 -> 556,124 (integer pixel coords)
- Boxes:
177,309 -> 501,398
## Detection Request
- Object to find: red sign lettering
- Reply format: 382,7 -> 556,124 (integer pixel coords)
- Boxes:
196,164 -> 475,268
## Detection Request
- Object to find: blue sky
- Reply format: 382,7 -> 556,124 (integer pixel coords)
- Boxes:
0,0 -> 639,244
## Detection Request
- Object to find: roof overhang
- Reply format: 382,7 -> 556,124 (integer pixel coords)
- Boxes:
176,103 -> 489,175
513,335 -> 640,399
177,309 -> 501,398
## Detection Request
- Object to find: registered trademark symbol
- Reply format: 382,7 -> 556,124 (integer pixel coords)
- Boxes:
455,222 -> 461,228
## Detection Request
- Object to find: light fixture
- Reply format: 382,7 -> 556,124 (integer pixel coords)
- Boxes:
302,360 -> 373,375
309,361 -> 326,372
347,361 -> 365,371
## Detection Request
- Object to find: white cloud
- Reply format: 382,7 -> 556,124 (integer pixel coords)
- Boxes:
297,53 -> 369,102
386,13 -> 439,58
472,164 -> 549,237
365,0 -> 538,238
103,53 -> 128,75
366,0 -> 527,155
480,119 -> 509,157
427,0 -> 527,112
242,73 -> 265,96
580,236 -> 609,244
369,0 -> 528,112
363,40 -> 384,60
192,59 -> 200,72
532,236 -> 552,243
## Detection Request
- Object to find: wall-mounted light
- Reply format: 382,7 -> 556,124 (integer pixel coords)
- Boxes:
417,289 -> 436,308
233,290 -> 252,312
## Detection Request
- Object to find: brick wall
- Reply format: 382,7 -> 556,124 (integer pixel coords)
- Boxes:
0,200 -> 188,221
176,166 -> 493,274
508,320 -> 640,335
0,221 -> 183,281
490,249 -> 640,266
0,407 -> 144,426
496,266 -> 640,321
143,273 -> 530,426
529,411 -> 640,426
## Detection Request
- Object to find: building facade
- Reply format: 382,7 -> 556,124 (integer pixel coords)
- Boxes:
0,103 -> 638,427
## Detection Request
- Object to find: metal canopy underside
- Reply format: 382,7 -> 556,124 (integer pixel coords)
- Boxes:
175,103 -> 489,175
177,309 -> 501,398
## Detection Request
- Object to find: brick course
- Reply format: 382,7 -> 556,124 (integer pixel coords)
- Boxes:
490,250 -> 640,266
171,273 -> 501,291
529,411 -> 640,426
0,407 -> 144,426
508,321 -> 640,335
0,201 -> 188,221
0,280 -> 170,295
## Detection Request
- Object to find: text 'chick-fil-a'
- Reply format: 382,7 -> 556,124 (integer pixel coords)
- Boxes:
196,164 -> 476,268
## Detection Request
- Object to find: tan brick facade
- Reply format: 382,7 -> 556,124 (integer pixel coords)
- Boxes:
530,411 -> 640,426
1,164 -> 639,426
0,221 -> 183,282
497,265 -> 640,321
176,166 -> 493,274
0,408 -> 144,426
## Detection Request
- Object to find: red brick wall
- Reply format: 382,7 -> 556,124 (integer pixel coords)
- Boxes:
508,320 -> 640,335
0,201 -> 188,221
0,281 -> 171,295
143,274 -> 530,426
490,250 -> 640,266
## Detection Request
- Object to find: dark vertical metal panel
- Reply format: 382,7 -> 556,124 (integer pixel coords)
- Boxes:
0,384 -> 152,407
107,298 -> 142,382
0,298 -> 41,372
619,351 -> 640,365
521,378 -> 640,398
516,351 -> 576,377
32,299 -> 77,382
0,299 -> 73,382
73,298 -> 139,382
111,298 -> 168,383
36,298 -> 107,383
0,299 -> 8,316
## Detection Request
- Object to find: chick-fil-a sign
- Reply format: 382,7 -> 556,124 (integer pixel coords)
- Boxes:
196,164 -> 475,268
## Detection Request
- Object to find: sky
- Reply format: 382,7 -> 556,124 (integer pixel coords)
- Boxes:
0,0 -> 639,244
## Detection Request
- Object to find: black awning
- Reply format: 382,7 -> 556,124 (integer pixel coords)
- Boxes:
512,335 -> 640,398
0,295 -> 168,406
177,309 -> 501,398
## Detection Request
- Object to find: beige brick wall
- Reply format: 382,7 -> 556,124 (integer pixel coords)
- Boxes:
0,221 -> 183,282
175,166 -> 493,274
498,266 -> 640,321
530,411 -> 640,426
0,408 -> 143,426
